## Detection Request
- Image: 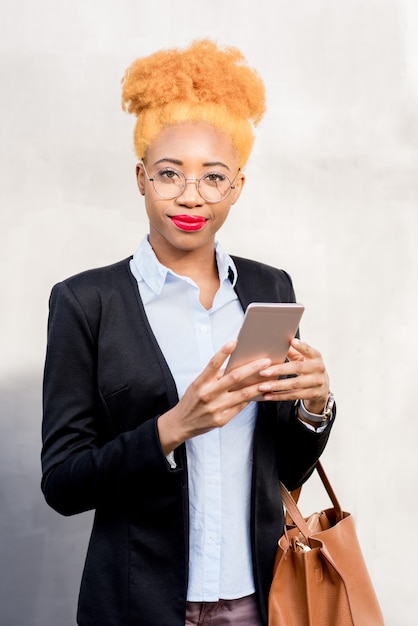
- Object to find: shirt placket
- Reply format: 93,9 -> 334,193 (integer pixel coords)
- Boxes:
195,307 -> 222,597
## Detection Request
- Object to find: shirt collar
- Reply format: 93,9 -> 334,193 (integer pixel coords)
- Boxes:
131,236 -> 238,295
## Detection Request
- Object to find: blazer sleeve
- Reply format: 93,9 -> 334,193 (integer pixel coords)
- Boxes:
274,400 -> 335,490
232,256 -> 335,491
41,280 -> 182,517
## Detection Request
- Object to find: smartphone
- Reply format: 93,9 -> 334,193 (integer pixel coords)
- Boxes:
225,302 -> 304,396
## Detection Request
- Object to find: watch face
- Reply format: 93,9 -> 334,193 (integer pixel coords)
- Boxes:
325,393 -> 335,417
298,393 -> 334,423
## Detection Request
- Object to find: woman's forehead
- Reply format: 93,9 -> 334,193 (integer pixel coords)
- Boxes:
145,121 -> 239,167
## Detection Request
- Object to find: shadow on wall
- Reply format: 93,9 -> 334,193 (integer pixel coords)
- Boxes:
0,373 -> 93,626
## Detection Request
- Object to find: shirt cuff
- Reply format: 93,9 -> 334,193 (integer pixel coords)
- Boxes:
166,450 -> 177,469
297,417 -> 330,433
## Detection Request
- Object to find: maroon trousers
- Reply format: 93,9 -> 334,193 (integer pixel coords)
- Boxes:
185,594 -> 263,626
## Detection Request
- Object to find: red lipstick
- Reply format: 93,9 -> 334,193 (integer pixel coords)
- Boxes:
171,215 -> 207,231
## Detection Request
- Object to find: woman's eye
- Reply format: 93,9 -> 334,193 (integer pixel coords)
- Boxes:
204,172 -> 226,184
158,168 -> 180,180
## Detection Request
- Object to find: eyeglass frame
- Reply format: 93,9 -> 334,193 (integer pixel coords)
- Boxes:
139,160 -> 241,204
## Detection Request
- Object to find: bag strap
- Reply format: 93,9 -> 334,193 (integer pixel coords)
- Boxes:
315,460 -> 343,518
280,483 -> 312,538
286,485 -> 302,526
280,461 -> 344,538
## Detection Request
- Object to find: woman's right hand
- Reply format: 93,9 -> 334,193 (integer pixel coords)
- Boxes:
157,341 -> 272,455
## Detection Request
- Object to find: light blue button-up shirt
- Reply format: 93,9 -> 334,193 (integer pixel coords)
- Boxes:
130,237 -> 257,601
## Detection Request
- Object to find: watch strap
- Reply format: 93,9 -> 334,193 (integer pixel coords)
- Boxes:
295,392 -> 335,423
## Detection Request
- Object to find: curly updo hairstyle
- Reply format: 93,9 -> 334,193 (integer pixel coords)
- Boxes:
121,39 -> 266,167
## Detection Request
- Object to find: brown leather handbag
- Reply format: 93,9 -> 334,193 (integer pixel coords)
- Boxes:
268,462 -> 384,625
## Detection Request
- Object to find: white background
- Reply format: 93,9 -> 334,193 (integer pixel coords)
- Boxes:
1,1 -> 417,624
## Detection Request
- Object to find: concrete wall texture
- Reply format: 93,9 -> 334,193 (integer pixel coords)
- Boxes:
1,1 -> 417,624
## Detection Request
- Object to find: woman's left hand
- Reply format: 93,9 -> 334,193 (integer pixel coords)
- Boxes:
257,337 -> 330,414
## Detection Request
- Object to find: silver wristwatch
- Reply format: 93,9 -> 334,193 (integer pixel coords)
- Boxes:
295,392 -> 335,423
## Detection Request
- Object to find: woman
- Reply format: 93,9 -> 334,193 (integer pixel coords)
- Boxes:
41,40 -> 335,626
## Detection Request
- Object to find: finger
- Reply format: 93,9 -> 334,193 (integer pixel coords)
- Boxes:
220,356 -> 272,391
260,350 -> 327,378
198,340 -> 237,382
258,340 -> 321,378
286,345 -> 304,362
259,356 -> 306,378
258,366 -> 329,401
258,371 -> 319,394
290,337 -> 322,359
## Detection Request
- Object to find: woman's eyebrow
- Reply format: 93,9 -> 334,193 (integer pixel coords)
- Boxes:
202,161 -> 230,171
153,157 -> 230,171
153,158 -> 183,167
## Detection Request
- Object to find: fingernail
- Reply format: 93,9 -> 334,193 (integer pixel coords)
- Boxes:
260,368 -> 273,376
258,359 -> 271,368
259,383 -> 271,391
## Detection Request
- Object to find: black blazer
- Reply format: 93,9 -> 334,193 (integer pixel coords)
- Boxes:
41,255 -> 333,626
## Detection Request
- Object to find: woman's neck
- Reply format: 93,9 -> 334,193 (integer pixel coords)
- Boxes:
149,239 -> 220,309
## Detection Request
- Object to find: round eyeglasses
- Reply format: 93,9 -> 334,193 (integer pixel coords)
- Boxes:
140,161 -> 240,204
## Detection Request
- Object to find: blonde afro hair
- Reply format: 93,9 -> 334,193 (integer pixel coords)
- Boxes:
121,39 -> 266,167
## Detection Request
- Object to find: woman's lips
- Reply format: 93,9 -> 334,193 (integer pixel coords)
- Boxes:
170,215 -> 208,231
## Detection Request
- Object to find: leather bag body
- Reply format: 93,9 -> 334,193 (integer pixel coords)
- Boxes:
268,462 -> 384,626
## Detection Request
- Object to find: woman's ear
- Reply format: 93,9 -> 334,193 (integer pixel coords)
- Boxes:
230,171 -> 245,205
136,163 -> 145,196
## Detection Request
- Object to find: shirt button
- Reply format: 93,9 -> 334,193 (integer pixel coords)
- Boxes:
209,534 -> 217,542
200,325 -> 208,334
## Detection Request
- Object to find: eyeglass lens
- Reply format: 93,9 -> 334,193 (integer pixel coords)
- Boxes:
152,168 -> 232,202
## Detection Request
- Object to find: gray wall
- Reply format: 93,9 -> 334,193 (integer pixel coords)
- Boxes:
1,0 -> 418,624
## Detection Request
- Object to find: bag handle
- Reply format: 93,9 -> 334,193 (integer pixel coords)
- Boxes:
280,482 -> 312,538
280,461 -> 344,538
315,460 -> 343,517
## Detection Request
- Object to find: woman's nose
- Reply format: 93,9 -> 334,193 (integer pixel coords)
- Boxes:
175,179 -> 204,206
